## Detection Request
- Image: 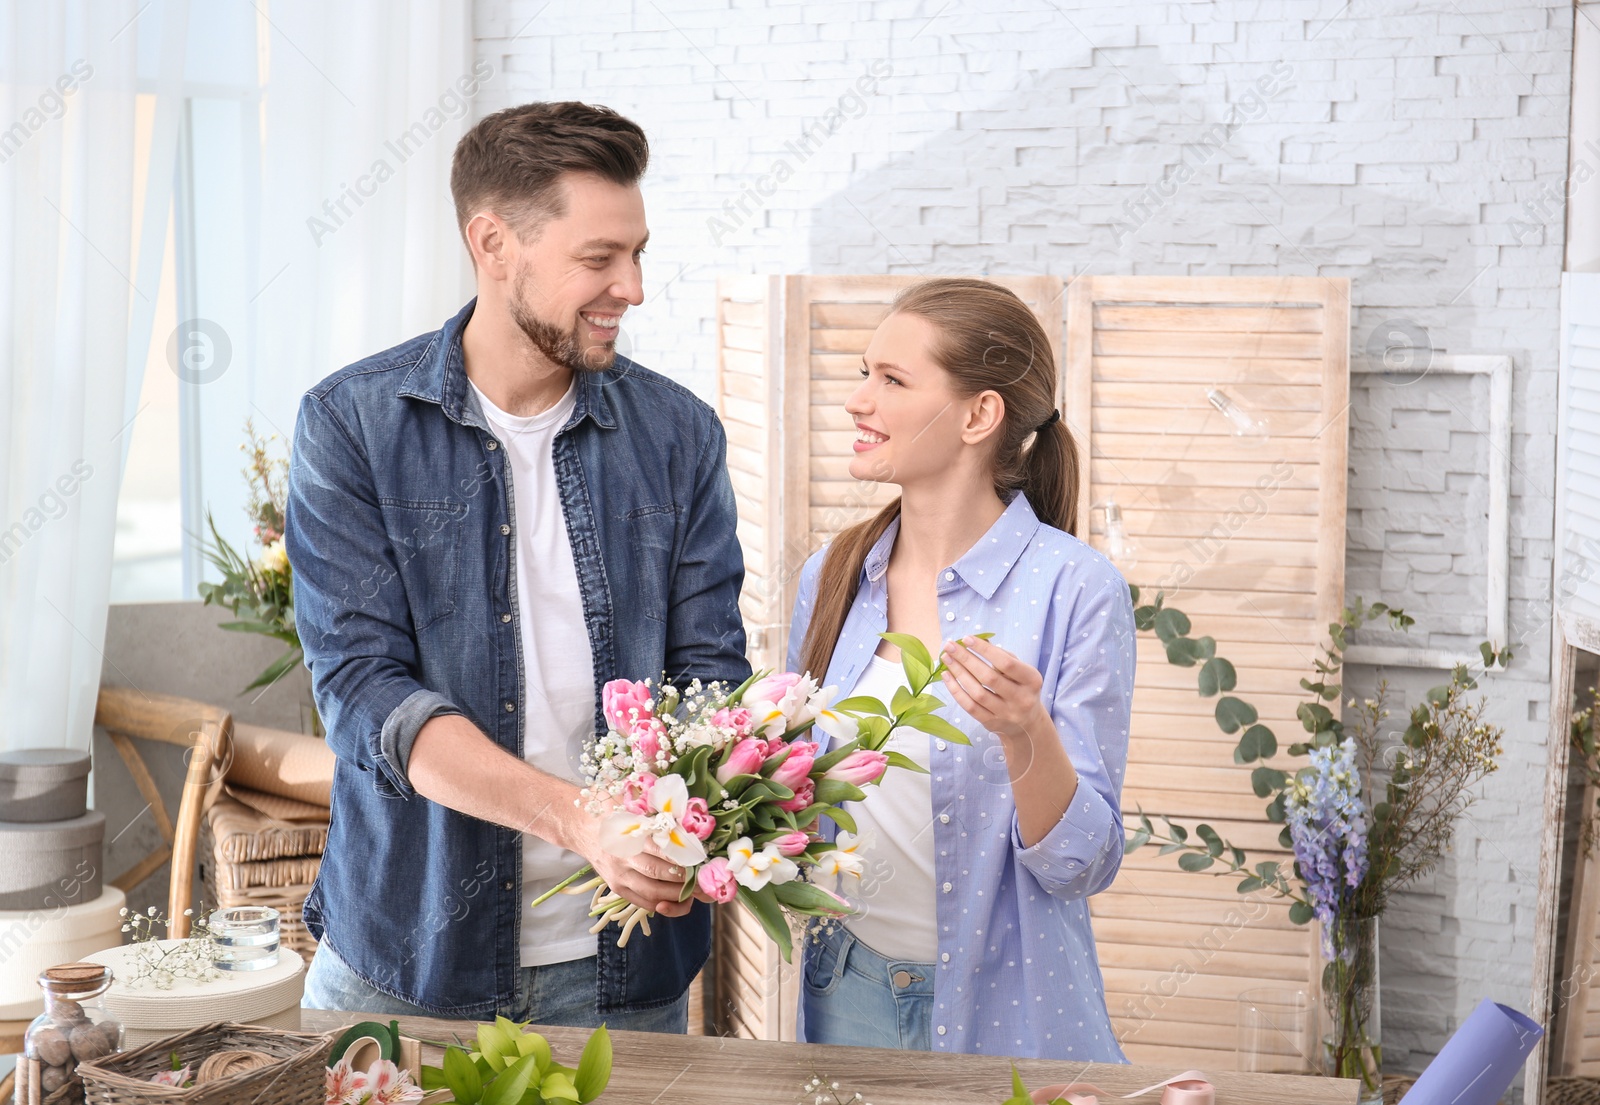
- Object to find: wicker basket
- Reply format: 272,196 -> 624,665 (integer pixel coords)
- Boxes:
198,796 -> 325,960
76,1023 -> 331,1105
1549,1079 -> 1600,1105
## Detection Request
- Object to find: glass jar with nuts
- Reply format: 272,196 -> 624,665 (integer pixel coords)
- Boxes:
17,963 -> 122,1105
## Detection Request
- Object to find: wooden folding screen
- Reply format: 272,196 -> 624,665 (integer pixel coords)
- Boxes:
1066,275 -> 1349,1066
711,274 -> 1349,1066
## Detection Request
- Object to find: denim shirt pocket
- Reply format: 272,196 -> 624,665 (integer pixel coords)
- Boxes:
625,503 -> 679,624
380,497 -> 468,632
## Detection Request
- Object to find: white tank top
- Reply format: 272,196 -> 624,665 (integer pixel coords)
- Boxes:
837,653 -> 939,963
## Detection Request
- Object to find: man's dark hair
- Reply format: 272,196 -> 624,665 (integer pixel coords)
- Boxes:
450,101 -> 649,245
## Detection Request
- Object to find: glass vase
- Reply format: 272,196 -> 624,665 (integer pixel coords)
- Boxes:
1237,987 -> 1316,1074
1321,913 -> 1382,1104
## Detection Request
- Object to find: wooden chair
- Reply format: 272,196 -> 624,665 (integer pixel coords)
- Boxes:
94,686 -> 233,939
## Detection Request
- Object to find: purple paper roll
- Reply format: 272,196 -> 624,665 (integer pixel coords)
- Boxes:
1402,999 -> 1543,1105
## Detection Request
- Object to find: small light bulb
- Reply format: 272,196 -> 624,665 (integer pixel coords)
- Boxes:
1103,499 -> 1139,570
1205,387 -> 1270,442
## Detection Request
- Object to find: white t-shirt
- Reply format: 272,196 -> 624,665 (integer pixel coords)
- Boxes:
839,653 -> 939,963
469,378 -> 597,968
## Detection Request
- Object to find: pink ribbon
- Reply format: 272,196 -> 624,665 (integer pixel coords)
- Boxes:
1030,1070 -> 1215,1105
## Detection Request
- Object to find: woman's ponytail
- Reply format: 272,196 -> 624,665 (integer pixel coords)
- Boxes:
1018,412 -> 1080,537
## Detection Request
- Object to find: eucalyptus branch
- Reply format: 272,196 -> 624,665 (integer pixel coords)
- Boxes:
1124,810 -> 1309,908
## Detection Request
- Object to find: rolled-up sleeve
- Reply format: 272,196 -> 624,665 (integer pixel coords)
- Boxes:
1013,570 -> 1135,900
285,391 -> 463,799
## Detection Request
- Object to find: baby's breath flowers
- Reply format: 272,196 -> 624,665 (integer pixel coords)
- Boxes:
116,905 -> 222,988
797,1072 -> 870,1105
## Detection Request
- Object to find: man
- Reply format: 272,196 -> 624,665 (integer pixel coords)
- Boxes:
286,101 -> 749,1026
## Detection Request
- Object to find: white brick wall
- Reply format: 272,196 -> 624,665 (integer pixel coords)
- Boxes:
473,0 -> 1569,1081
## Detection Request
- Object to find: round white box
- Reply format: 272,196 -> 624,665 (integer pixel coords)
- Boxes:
0,886 -> 127,1019
85,938 -> 305,1033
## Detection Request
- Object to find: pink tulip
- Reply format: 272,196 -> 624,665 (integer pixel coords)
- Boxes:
621,773 -> 657,816
681,797 -> 716,841
815,886 -> 853,916
712,706 -> 756,740
773,830 -> 811,857
744,671 -> 802,707
696,857 -> 738,903
769,740 -> 818,791
716,738 -> 768,784
825,749 -> 889,787
603,679 -> 654,735
776,779 -> 815,814
631,717 -> 665,764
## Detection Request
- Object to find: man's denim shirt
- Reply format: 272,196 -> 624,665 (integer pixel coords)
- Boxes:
285,298 -> 751,1017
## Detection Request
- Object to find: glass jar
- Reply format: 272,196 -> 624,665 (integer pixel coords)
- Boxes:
208,905 -> 280,972
17,963 -> 122,1105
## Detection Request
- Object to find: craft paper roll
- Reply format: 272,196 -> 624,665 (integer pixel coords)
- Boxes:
1401,999 -> 1543,1105
227,723 -> 335,807
0,886 -> 127,1017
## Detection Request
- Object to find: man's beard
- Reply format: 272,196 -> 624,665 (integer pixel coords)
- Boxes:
509,269 -> 616,374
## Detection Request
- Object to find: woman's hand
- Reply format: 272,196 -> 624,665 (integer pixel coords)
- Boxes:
939,635 -> 1053,745
940,635 -> 1080,847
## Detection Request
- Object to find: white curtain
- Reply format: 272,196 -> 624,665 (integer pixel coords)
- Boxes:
0,0 -> 475,748
0,0 -> 189,750
193,0 -> 477,557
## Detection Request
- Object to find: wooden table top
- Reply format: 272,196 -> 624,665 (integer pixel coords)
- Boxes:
297,1008 -> 1358,1105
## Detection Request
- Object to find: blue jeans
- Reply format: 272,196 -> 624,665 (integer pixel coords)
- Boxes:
800,922 -> 935,1051
302,940 -> 688,1033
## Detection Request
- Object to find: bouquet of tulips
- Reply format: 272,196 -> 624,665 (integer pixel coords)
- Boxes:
533,633 -> 976,960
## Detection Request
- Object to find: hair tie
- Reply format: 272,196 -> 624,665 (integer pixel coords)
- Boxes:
1035,408 -> 1060,433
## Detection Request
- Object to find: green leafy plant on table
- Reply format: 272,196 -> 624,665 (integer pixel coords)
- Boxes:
420,1016 -> 611,1105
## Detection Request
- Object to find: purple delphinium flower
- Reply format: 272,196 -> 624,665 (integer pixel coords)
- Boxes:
1283,740 -> 1369,960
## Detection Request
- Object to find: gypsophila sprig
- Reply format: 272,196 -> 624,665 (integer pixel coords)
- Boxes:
117,904 -> 222,988
797,1071 -> 871,1105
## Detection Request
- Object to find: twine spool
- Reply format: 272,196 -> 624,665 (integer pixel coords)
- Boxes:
194,1050 -> 276,1084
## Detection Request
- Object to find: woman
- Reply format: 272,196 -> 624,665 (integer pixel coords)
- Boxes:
785,278 -> 1133,1062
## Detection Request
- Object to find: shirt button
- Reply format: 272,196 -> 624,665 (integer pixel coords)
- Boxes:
941,953 -> 950,963
505,702 -> 516,712
944,571 -> 955,581
945,611 -> 955,621
502,880 -> 513,891
501,613 -> 512,623
939,814 -> 950,824
486,439 -> 499,450
937,1026 -> 947,1036
500,524 -> 511,535
936,740 -> 948,752
942,881 -> 953,893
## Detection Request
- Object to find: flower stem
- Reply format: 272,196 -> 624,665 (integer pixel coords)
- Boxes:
530,865 -> 595,908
